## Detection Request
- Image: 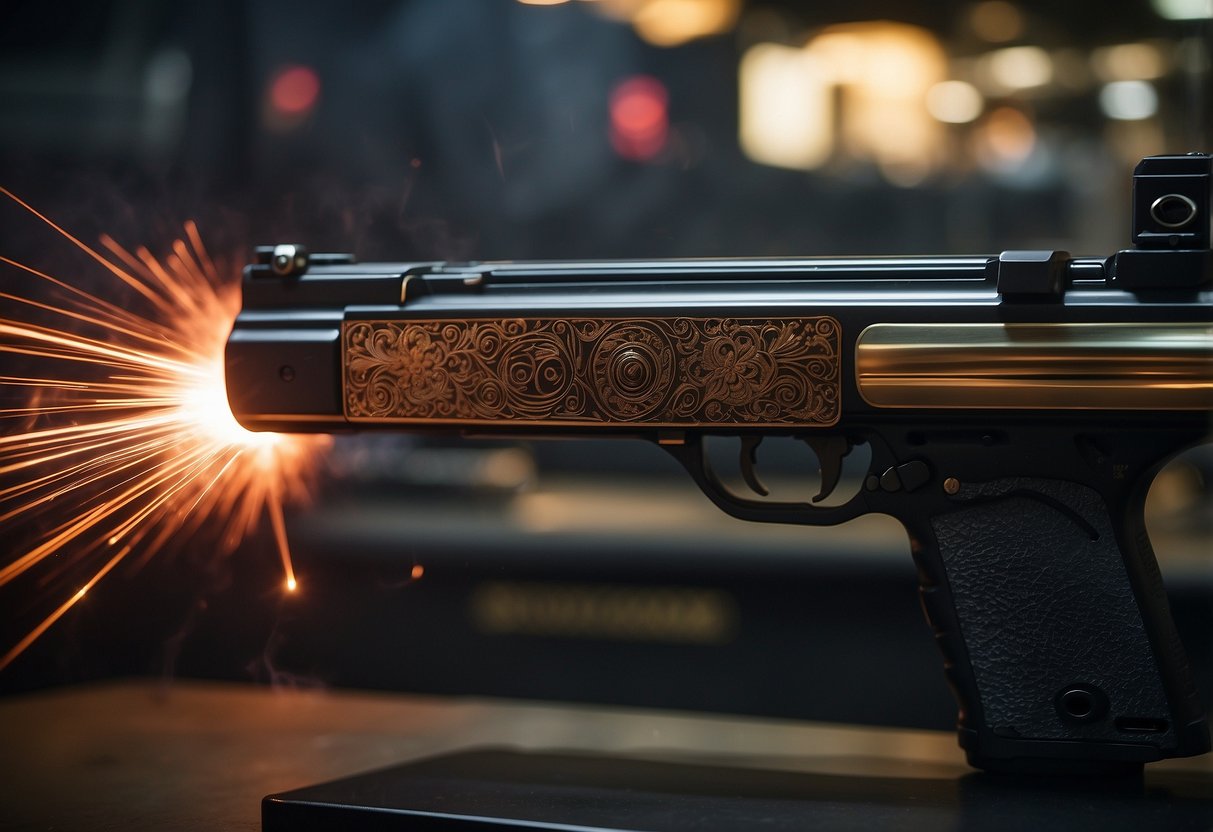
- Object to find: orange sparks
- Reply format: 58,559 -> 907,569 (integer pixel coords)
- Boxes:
0,189 -> 331,671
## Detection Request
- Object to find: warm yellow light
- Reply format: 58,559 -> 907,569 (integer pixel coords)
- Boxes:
984,46 -> 1053,91
411,564 -> 425,580
631,0 -> 739,46
809,23 -> 948,182
738,43 -> 833,170
740,23 -> 948,182
286,577 -> 298,592
800,32 -> 857,85
926,80 -> 984,124
1091,43 -> 1166,82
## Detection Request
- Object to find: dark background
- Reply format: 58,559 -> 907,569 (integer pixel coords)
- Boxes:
4,0 -> 1210,261
0,0 -> 1210,731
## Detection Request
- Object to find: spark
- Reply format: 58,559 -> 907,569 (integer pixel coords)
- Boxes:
0,189 -> 330,671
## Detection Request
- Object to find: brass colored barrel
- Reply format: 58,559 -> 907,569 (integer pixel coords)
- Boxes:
855,323 -> 1213,410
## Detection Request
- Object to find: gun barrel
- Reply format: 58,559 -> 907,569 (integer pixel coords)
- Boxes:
856,322 -> 1213,410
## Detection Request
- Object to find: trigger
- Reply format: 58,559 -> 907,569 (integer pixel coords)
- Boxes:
804,435 -> 851,503
739,435 -> 769,496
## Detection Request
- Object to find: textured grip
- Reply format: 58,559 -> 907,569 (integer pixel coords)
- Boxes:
911,477 -> 1208,774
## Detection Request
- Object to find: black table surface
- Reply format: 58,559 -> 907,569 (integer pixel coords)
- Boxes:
2,680 -> 1212,831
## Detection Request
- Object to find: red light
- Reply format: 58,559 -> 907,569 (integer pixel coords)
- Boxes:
610,76 -> 668,161
269,66 -> 321,117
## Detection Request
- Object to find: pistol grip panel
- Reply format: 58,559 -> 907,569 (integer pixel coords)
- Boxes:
913,477 -> 1208,773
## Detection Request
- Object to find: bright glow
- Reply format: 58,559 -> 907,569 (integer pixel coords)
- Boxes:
926,80 -> 985,123
809,23 -> 948,179
411,564 -> 425,580
808,32 -> 866,84
984,46 -> 1053,91
740,23 -> 947,178
1100,80 -> 1159,120
969,1 -> 1025,42
286,577 -> 298,592
1151,0 -> 1213,19
269,66 -> 321,117
1091,43 -> 1166,82
610,75 -> 669,161
180,360 -> 277,452
739,43 -> 833,170
631,0 -> 739,47
974,106 -> 1036,172
0,192 -> 329,671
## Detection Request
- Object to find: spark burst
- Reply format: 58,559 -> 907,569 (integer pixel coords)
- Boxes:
0,190 -> 330,671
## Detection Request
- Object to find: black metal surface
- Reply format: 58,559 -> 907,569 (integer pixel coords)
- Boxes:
261,748 -> 1213,832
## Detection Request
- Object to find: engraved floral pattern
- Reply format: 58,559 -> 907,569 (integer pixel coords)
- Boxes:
589,323 -> 676,419
343,317 -> 839,426
700,330 -> 777,404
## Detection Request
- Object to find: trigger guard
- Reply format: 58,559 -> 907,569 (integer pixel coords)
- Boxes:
659,434 -> 876,527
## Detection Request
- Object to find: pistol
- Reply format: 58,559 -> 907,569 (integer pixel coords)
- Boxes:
225,154 -> 1213,775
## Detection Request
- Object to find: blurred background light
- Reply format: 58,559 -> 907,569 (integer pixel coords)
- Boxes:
807,23 -> 947,181
926,80 -> 984,124
609,75 -> 669,161
1099,80 -> 1160,120
968,1 -> 1026,43
1151,0 -> 1213,19
631,0 -> 740,47
740,23 -> 948,182
144,48 -> 193,107
141,47 -> 193,152
582,0 -> 739,46
738,43 -> 831,171
974,105 -> 1036,172
268,65 -> 321,118
982,45 -> 1053,92
1091,43 -> 1167,82
0,1 -> 1206,258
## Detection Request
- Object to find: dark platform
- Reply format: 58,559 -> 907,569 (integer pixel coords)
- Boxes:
263,748 -> 1213,832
